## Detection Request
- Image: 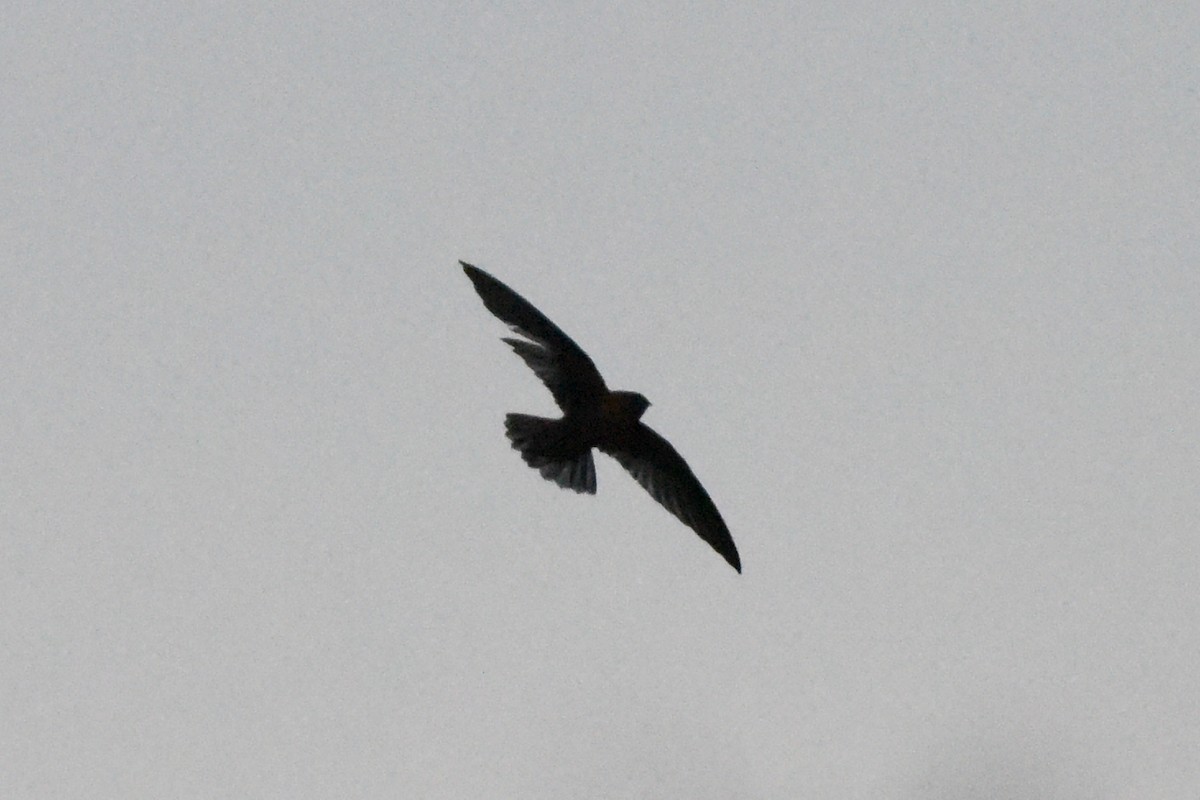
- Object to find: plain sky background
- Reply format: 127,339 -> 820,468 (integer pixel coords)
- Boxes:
4,2 -> 1198,797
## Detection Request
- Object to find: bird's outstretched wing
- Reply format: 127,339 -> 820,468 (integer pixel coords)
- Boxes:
602,424 -> 741,572
461,261 -> 607,412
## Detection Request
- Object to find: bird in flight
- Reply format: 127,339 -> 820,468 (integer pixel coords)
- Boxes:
461,260 -> 741,572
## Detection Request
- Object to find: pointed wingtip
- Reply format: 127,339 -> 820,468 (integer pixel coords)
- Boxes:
461,261 -> 491,290
719,539 -> 742,573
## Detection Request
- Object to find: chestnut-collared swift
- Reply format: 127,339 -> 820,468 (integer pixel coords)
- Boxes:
461,260 -> 740,572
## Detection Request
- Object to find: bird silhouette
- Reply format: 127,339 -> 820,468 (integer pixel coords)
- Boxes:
461,260 -> 740,573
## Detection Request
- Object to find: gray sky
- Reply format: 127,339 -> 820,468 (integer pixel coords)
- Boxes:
4,2 -> 1198,797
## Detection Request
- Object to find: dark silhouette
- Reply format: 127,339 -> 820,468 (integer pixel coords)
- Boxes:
462,261 -> 741,573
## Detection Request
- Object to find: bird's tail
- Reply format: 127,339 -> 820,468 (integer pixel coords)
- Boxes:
504,414 -> 596,494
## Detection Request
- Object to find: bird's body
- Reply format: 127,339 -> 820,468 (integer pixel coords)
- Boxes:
461,261 -> 740,573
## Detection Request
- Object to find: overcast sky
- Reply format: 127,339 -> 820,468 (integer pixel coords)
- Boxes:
4,2 -> 1198,797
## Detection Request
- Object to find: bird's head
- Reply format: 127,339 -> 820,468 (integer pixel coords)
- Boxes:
609,390 -> 651,420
